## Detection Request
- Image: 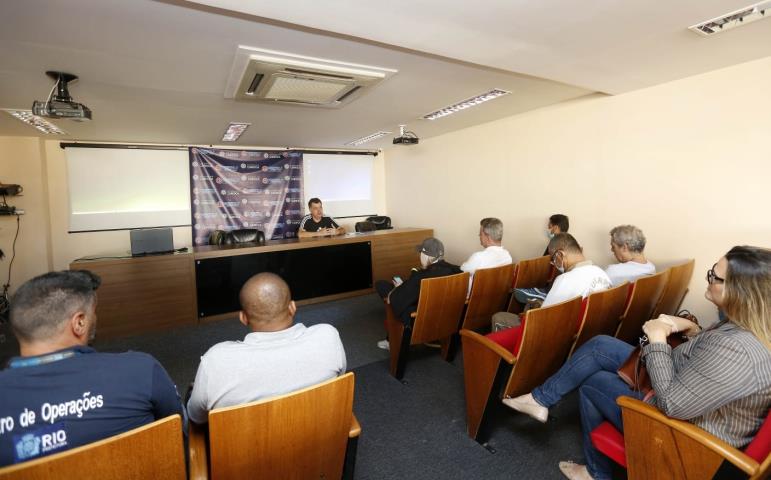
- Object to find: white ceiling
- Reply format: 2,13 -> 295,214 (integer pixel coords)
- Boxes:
0,0 -> 769,148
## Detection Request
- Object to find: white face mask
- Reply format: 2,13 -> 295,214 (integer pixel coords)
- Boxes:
555,262 -> 565,274
548,232 -> 555,239
420,252 -> 433,268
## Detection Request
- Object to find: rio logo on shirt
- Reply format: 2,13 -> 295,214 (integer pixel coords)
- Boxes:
13,423 -> 68,463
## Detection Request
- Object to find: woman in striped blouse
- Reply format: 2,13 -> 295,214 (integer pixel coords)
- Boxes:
503,245 -> 771,480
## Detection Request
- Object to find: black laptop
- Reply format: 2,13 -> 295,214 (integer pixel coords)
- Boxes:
130,228 -> 174,256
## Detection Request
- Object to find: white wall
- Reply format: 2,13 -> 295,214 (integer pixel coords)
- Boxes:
384,56 -> 771,324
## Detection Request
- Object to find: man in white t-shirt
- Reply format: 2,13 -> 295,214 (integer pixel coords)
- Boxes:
461,217 -> 513,293
604,225 -> 656,286
542,233 -> 612,307
187,272 -> 346,424
492,233 -> 611,330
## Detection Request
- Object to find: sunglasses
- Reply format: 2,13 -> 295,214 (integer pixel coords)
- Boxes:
706,263 -> 725,285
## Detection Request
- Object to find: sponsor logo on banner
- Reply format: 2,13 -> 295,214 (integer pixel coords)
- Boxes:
241,163 -> 247,169
262,200 -> 281,206
285,209 -> 302,216
285,231 -> 295,238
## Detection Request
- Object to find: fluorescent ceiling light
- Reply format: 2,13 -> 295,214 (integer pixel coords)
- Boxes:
222,122 -> 250,142
690,1 -> 770,36
345,131 -> 391,146
4,109 -> 67,134
422,89 -> 510,121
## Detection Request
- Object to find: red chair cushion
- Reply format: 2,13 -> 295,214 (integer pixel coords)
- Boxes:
487,323 -> 524,355
744,410 -> 771,462
590,421 -> 627,468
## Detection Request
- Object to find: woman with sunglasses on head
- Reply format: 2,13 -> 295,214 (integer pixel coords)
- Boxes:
503,246 -> 771,480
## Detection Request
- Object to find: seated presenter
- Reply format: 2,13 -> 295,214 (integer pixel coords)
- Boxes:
297,197 -> 346,238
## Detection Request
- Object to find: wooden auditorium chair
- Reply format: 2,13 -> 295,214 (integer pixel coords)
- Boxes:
590,397 -> 771,480
461,263 -> 516,332
652,259 -> 696,318
0,415 -> 185,480
460,296 -> 583,443
189,373 -> 360,480
568,282 -> 630,357
506,255 -> 553,313
384,272 -> 469,380
614,270 -> 670,344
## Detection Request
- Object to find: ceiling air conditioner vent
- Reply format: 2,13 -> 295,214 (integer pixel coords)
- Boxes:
225,46 -> 397,108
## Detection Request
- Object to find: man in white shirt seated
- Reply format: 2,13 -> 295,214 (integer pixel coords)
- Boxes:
542,233 -> 612,307
187,272 -> 346,424
492,233 -> 611,330
604,224 -> 656,286
460,217 -> 513,293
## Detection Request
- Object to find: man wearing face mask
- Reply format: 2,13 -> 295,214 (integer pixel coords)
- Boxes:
541,233 -> 612,307
492,233 -> 611,332
374,237 -> 461,350
542,214 -> 569,256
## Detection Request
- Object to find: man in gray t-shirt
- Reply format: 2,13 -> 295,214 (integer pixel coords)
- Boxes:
187,272 -> 346,424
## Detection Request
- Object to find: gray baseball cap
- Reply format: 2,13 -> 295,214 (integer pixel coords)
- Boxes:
416,237 -> 444,257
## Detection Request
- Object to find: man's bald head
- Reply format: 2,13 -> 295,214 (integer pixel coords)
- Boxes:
239,273 -> 294,328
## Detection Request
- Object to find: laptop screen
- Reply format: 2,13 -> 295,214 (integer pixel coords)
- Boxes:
130,228 -> 174,256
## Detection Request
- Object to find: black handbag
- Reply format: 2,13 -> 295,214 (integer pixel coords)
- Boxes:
365,216 -> 392,230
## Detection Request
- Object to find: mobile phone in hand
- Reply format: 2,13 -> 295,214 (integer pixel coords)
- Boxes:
393,276 -> 403,286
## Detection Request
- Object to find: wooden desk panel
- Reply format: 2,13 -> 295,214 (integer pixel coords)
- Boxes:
70,253 -> 197,339
70,228 -> 431,339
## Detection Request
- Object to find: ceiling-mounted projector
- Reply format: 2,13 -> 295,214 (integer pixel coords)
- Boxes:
392,124 -> 419,145
31,71 -> 92,121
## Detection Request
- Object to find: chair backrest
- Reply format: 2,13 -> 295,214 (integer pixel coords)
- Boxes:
570,283 -> 630,356
462,264 -> 516,331
504,296 -> 583,397
411,272 -> 470,344
652,260 -> 695,318
207,373 -> 355,480
0,415 -> 185,480
615,270 -> 670,344
512,255 -> 552,289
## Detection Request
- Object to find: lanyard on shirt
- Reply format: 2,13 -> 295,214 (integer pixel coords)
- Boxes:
8,350 -> 80,369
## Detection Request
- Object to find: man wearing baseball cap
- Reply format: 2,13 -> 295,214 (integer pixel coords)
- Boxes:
374,237 -> 461,350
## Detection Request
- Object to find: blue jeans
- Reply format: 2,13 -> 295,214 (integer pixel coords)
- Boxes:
531,335 -> 644,480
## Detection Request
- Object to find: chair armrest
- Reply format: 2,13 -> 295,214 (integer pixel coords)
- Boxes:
349,414 -> 361,439
188,421 -> 209,480
460,329 -> 515,364
617,397 -> 758,475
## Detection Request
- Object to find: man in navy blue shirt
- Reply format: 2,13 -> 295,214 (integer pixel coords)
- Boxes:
0,270 -> 185,466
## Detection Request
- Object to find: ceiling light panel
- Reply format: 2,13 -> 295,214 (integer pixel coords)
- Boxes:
4,109 -> 67,134
422,89 -> 511,120
690,1 -> 771,36
345,131 -> 391,146
221,122 -> 250,142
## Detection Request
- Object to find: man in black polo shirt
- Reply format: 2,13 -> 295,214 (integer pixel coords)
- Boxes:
0,270 -> 184,466
297,197 -> 346,238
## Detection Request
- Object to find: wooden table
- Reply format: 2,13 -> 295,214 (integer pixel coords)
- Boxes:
70,228 -> 432,339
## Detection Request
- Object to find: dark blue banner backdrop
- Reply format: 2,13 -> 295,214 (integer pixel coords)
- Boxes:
189,148 -> 304,246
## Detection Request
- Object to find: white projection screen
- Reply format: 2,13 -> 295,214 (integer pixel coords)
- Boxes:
65,148 -> 377,232
303,153 -> 376,218
66,147 -> 191,232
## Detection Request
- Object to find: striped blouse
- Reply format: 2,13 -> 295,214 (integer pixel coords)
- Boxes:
642,321 -> 771,448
